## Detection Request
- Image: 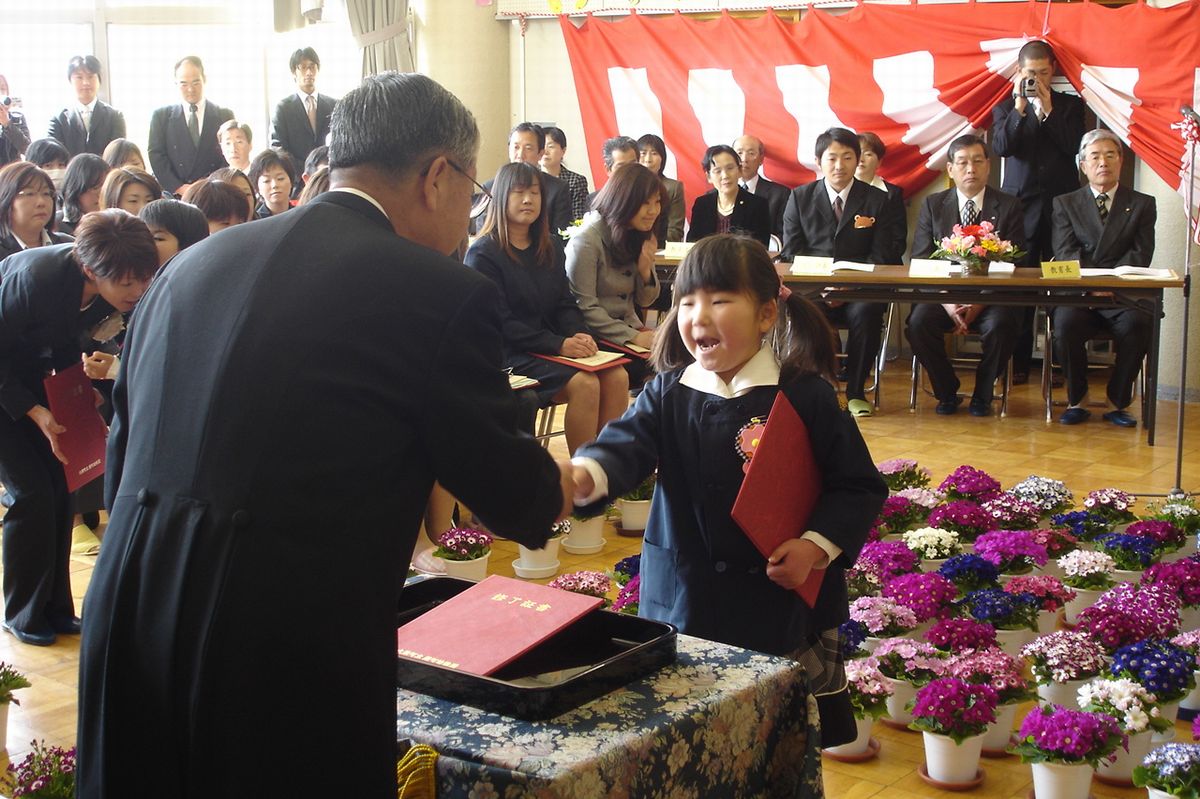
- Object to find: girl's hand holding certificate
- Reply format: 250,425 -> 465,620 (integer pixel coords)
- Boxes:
766,538 -> 826,591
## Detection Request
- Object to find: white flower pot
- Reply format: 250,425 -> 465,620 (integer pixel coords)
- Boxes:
1037,677 -> 1089,709
1096,728 -> 1154,785
903,620 -> 933,641
618,498 -> 651,531
1180,604 -> 1200,633
994,627 -> 1035,659
1113,568 -> 1143,584
562,516 -> 606,554
824,715 -> 875,757
862,636 -> 883,654
1037,609 -> 1060,635
1153,700 -> 1180,742
1148,788 -> 1176,799
1037,558 -> 1065,580
1030,761 -> 1095,799
1179,671 -> 1200,712
884,677 -> 916,725
981,701 -> 1018,753
517,537 -> 562,570
440,552 -> 490,582
921,557 -> 948,572
1064,587 -> 1105,625
0,702 -> 8,752
922,731 -> 984,784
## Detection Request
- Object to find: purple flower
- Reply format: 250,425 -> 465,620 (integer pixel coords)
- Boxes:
882,572 -> 958,623
875,495 -> 929,535
612,574 -> 639,615
433,527 -> 493,561
938,465 -> 1001,502
1082,488 -> 1137,523
946,646 -> 1033,703
548,570 -> 612,599
854,540 -> 920,579
1003,574 -> 1076,612
927,500 -> 992,542
1126,519 -> 1185,549
1143,559 -> 1200,607
973,529 -> 1049,573
1076,582 -> 1181,652
909,677 -> 998,741
925,617 -> 998,652
980,494 -> 1042,530
1014,705 -> 1126,766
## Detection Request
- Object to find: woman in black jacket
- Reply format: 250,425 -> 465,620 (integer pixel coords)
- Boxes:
686,144 -> 771,247
0,162 -> 74,262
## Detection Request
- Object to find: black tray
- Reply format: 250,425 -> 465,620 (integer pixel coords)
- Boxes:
397,576 -> 677,720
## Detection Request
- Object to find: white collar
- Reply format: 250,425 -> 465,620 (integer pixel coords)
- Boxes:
182,100 -> 204,117
77,99 -> 98,115
868,175 -> 887,192
297,90 -> 317,105
679,345 -> 780,399
329,187 -> 390,223
824,179 -> 852,206
742,173 -> 760,193
14,229 -> 52,250
957,188 -> 987,212
1091,183 -> 1119,199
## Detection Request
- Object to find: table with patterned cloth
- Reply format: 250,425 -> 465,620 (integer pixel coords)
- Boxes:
395,633 -> 822,799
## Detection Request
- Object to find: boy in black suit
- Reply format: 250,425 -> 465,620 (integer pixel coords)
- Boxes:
1051,128 -> 1156,427
47,56 -> 126,158
781,127 -> 897,416
269,47 -> 336,178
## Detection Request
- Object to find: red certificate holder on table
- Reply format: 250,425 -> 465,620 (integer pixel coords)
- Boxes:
43,363 -> 107,492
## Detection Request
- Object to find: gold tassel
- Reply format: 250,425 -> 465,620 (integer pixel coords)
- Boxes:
396,743 -> 438,799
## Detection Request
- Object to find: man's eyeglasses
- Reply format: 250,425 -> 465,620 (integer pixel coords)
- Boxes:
447,159 -> 491,200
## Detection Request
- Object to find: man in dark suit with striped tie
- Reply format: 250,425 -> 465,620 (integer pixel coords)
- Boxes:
906,134 -> 1027,417
269,47 -> 336,174
47,56 -> 126,158
147,56 -> 235,197
1051,129 -> 1156,428
734,134 -> 790,240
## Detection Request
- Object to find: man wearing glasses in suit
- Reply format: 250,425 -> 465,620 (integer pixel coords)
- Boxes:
270,47 -> 336,177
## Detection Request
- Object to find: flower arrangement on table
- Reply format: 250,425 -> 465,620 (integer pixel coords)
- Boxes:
1003,574 -> 1076,614
947,646 -> 1035,704
930,221 -> 1025,278
1052,510 -> 1114,542
874,495 -> 929,536
840,619 -> 870,658
611,554 -> 640,586
957,588 -> 1039,631
980,494 -> 1043,531
611,574 -> 639,616
908,677 -> 999,742
1058,549 -> 1118,591
873,637 -> 949,686
0,662 -> 31,706
433,527 -> 493,561
1077,676 -> 1171,735
849,596 -> 920,637
1077,582 -> 1182,652
927,501 -> 992,543
901,527 -> 961,561
937,554 -> 1001,595
1143,558 -> 1200,609
1134,742 -> 1200,799
845,656 -> 894,720
1027,527 -> 1080,561
1127,519 -> 1187,553
1110,639 -> 1198,704
973,530 -> 1049,575
925,617 -> 998,653
1021,630 -> 1109,685
1010,475 -> 1075,517
548,570 -> 612,600
1083,488 -> 1138,524
896,486 -> 944,510
3,740 -> 76,799
1012,704 -> 1126,767
855,540 -> 921,579
1095,532 -> 1162,570
882,572 -> 958,624
938,465 -> 1001,503
1144,498 -> 1200,536
876,458 -> 932,491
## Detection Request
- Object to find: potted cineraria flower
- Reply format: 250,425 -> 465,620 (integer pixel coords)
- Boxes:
1052,509 -> 1115,543
824,656 -> 892,761
434,527 -> 494,581
946,646 -> 1035,756
1146,499 -> 1200,559
845,566 -> 883,601
881,572 -> 958,629
937,553 -> 1001,596
957,588 -> 1040,656
1004,574 -> 1076,634
611,574 -> 639,616
611,554 -> 640,587
1013,704 -> 1126,799
848,596 -> 920,646
1084,487 -> 1138,524
1078,676 -> 1171,786
516,520 -> 569,577
895,486 -> 944,511
873,495 -> 929,537
548,570 -> 612,602
3,740 -> 76,799
1111,639 -> 1197,740
855,540 -> 920,581
873,637 -> 948,726
0,663 -> 30,751
617,474 -> 656,532
927,500 -> 992,546
1172,629 -> 1200,722
1095,531 -> 1163,580
980,494 -> 1043,532
1127,520 -> 1187,559
924,617 -> 998,653
1010,475 -> 1075,518
1028,527 -> 1080,579
840,619 -> 871,658
1022,629 -> 1110,707
1077,582 -> 1182,654
563,509 -> 607,555
901,526 -> 961,569
876,458 -> 932,492
1135,742 -> 1200,799
1059,549 -> 1118,624
1145,558 -> 1200,632
973,529 -> 1049,578
909,677 -> 998,787
938,465 -> 1001,503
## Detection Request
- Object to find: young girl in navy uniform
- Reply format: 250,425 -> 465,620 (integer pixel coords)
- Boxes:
571,234 -> 886,746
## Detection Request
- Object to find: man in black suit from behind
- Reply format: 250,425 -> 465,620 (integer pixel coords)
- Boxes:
906,134 -> 1027,417
147,56 -> 235,197
47,56 -> 126,158
991,40 -> 1086,381
782,127 -> 898,417
734,134 -> 790,241
269,47 -> 336,177
1051,128 -> 1156,428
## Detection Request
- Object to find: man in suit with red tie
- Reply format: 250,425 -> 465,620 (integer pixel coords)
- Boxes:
1051,129 -> 1156,428
906,134 -> 1027,417
269,47 -> 336,177
47,56 -> 126,158
147,56 -> 235,197
734,134 -> 790,241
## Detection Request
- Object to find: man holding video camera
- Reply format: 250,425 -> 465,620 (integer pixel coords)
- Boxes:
990,40 -> 1085,382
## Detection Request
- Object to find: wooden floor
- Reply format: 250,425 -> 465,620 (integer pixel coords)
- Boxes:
0,363 -> 1197,794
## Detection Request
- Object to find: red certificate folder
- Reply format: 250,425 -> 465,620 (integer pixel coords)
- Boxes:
42,363 -> 107,492
396,574 -> 604,676
730,391 -> 824,608
529,352 -> 631,373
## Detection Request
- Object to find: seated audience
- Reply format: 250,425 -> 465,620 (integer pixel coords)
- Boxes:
56,153 -> 110,236
248,148 -> 296,219
1051,128 -> 1157,428
139,198 -> 210,268
585,135 -> 639,211
101,138 -> 145,171
733,134 -> 790,240
208,167 -> 256,220
217,119 -> 253,173
182,179 -> 252,234
24,139 -> 71,193
0,162 -> 74,261
100,167 -> 162,216
855,131 -> 907,264
465,162 -> 628,454
296,166 -> 329,205
686,144 -> 770,246
48,55 -> 126,158
540,126 -> 589,222
906,134 -> 1025,417
636,134 -> 685,242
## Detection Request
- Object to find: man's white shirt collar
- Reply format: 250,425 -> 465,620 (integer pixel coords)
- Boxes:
330,187 -> 390,223
679,345 -> 779,399
1091,183 -> 1119,199
957,188 -> 987,215
742,174 -> 760,193
297,90 -> 317,105
824,179 -> 851,206
77,99 -> 98,115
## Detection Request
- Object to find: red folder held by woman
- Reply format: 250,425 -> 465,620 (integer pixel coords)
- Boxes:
43,363 -> 107,492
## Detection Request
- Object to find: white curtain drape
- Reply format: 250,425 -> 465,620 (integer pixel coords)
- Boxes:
345,0 -> 414,78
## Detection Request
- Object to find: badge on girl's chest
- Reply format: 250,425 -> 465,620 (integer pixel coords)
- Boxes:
735,416 -> 767,475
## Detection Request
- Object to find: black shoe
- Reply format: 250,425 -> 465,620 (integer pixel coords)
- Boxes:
968,399 -> 991,417
1,621 -> 55,647
935,397 -> 963,415
51,617 -> 82,635
1059,407 -> 1091,425
1103,410 -> 1137,428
